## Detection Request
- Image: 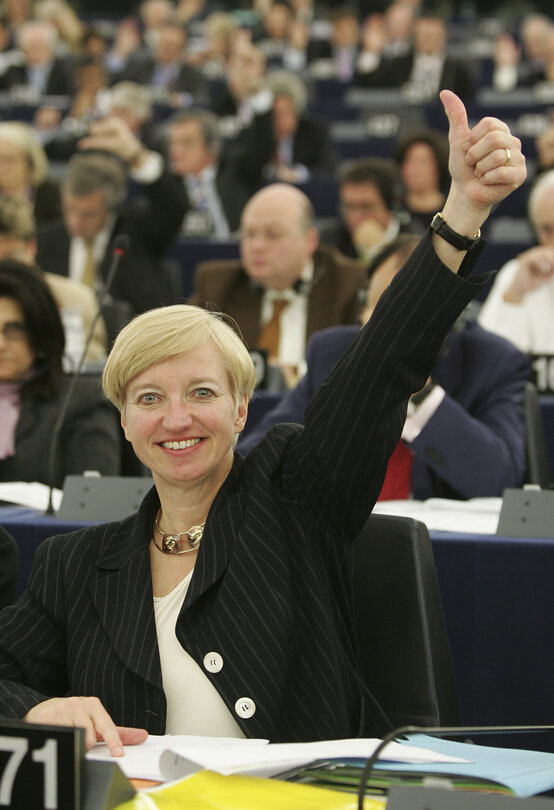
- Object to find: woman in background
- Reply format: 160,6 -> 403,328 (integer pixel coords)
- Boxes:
394,127 -> 450,233
0,120 -> 61,225
0,259 -> 120,487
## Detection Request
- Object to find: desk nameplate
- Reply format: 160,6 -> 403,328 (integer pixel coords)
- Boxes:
0,719 -> 84,810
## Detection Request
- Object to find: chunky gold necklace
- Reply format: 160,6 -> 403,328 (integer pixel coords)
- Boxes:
152,508 -> 205,555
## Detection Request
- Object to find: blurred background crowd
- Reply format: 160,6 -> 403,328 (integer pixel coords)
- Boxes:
0,0 -> 553,497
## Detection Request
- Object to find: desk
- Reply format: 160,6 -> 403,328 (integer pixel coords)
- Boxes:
2,507 -> 553,743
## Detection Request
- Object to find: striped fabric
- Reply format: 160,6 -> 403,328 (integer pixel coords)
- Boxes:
0,234 -> 486,742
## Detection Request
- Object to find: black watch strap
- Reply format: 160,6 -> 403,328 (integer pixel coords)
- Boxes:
430,212 -> 481,251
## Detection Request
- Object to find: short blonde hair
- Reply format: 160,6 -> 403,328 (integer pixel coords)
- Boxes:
0,121 -> 49,185
102,304 -> 257,411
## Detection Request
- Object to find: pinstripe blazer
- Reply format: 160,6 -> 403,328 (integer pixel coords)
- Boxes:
0,235 -> 484,741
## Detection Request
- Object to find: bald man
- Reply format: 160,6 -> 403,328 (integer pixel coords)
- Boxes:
190,183 -> 366,385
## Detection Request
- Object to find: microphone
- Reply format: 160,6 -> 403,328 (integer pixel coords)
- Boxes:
356,723 -> 554,809
44,234 -> 130,515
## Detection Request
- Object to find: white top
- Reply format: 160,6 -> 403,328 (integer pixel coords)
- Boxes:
478,257 -> 554,353
153,573 -> 245,737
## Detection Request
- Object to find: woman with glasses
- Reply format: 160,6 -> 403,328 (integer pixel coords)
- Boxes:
0,259 -> 120,487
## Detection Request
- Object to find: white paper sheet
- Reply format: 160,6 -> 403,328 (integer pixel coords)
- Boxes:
372,497 -> 503,534
87,734 -> 467,782
0,482 -> 62,511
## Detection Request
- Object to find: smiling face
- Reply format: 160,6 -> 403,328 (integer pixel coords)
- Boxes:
121,343 -> 248,496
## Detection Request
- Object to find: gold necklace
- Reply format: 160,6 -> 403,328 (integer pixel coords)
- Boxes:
152,508 -> 205,555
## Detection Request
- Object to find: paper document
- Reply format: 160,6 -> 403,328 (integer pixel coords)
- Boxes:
373,497 -> 502,534
0,482 -> 62,511
87,735 -> 466,783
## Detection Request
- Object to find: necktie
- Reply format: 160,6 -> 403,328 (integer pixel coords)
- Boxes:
256,298 -> 289,361
81,241 -> 96,288
378,440 -> 413,501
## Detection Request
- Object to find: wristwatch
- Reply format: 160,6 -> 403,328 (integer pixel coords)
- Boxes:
431,212 -> 481,251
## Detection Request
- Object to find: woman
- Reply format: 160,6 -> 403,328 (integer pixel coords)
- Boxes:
0,259 -> 120,487
0,120 -> 61,225
394,127 -> 450,234
0,92 -> 526,754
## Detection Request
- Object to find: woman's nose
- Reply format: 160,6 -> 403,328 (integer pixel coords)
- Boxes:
162,398 -> 194,429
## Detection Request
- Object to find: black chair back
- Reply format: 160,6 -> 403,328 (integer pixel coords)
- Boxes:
353,514 -> 460,728
524,381 -> 553,489
0,525 -> 18,609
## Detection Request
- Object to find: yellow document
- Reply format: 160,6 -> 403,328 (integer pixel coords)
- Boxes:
115,769 -> 386,810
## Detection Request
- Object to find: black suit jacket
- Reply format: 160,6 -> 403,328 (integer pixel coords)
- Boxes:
171,108 -> 276,234
0,235 -> 485,740
356,50 -> 476,101
0,57 -> 73,95
0,376 -> 121,489
36,168 -> 187,316
119,56 -> 209,103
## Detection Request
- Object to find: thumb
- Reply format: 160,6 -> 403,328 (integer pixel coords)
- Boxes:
439,89 -> 469,142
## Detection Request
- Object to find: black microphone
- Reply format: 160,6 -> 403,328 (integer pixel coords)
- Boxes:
44,234 -> 130,515
356,723 -> 554,810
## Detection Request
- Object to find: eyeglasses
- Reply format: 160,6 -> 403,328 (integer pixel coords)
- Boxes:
0,321 -> 28,341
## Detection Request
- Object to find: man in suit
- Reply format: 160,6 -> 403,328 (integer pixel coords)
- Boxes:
356,11 -> 476,102
118,20 -> 209,106
0,193 -> 107,366
319,157 -> 413,260
167,104 -> 276,236
191,182 -> 366,386
239,234 -> 530,500
0,19 -> 72,96
36,115 -> 187,329
264,69 -> 338,183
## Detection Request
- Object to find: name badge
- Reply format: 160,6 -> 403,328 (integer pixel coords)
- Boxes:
530,355 -> 554,395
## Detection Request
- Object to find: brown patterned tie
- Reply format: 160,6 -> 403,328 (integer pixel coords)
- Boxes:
81,240 -> 96,288
256,298 -> 289,361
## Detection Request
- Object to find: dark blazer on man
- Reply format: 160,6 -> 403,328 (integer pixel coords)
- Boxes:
36,168 -> 187,317
170,109 -> 276,234
190,244 -> 366,348
0,376 -> 121,489
0,57 -> 73,95
239,318 -> 530,499
356,50 -> 476,101
119,57 -> 209,103
0,235 -> 484,740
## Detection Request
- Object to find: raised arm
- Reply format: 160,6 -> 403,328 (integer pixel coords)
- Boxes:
288,92 -> 527,537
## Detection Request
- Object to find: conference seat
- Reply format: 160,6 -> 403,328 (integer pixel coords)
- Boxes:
0,525 -> 18,610
353,514 -> 461,729
524,382 -> 553,489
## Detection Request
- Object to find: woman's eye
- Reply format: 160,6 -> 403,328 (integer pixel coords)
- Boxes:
139,392 -> 159,404
193,387 -> 213,399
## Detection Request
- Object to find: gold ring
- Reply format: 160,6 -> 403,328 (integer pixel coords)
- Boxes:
504,147 -> 511,166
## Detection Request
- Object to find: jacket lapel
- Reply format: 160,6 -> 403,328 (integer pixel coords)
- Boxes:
89,487 -> 162,687
184,455 -> 244,609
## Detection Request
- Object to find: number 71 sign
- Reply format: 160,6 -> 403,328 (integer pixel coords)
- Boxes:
0,720 -> 84,809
